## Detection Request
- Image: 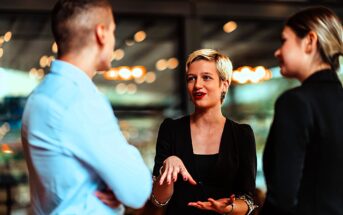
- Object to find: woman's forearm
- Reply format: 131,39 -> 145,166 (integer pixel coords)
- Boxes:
231,199 -> 249,215
151,177 -> 174,205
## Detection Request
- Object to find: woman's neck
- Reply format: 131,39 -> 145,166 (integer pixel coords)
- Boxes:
191,106 -> 225,126
298,55 -> 331,82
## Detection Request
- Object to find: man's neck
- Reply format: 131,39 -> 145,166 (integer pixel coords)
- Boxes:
58,51 -> 97,79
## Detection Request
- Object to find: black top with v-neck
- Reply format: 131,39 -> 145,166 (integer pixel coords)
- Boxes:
153,116 -> 257,215
194,153 -> 220,203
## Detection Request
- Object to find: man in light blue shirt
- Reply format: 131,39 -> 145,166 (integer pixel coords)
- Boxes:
21,0 -> 152,214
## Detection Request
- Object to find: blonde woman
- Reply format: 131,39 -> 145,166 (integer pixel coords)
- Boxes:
151,49 -> 257,215
261,7 -> 343,215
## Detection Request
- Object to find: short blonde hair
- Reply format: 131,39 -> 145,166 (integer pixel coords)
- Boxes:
286,7 -> 343,71
186,49 -> 233,85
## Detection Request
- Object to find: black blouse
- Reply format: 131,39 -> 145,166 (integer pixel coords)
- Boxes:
153,116 -> 257,215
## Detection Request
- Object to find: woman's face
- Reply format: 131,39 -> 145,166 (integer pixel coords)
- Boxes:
274,26 -> 307,79
186,60 -> 228,109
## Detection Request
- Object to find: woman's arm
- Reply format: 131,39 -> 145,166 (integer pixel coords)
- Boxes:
151,119 -> 196,207
188,196 -> 249,215
233,124 -> 257,214
151,119 -> 174,206
151,175 -> 174,206
235,124 -> 257,194
152,155 -> 197,206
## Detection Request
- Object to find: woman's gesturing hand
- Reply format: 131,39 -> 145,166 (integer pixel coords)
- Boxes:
159,155 -> 197,186
188,195 -> 235,214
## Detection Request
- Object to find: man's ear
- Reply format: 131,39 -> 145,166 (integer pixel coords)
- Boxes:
304,31 -> 318,54
95,24 -> 106,46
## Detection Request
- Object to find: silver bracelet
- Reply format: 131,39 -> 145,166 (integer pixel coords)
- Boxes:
151,175 -> 170,207
236,195 -> 257,215
150,192 -> 170,207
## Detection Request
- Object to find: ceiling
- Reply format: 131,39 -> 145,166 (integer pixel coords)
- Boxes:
0,0 -> 341,69
0,0 -> 342,108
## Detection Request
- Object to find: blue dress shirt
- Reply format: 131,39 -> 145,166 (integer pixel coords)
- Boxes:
21,60 -> 152,215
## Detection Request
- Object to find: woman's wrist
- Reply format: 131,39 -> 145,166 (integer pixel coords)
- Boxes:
223,203 -> 234,215
236,195 -> 257,215
150,192 -> 170,207
152,175 -> 173,207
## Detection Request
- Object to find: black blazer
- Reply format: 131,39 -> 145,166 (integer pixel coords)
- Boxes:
261,70 -> 343,215
153,115 -> 256,215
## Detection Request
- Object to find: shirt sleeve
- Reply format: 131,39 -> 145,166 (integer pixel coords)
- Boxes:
152,118 -> 173,177
61,93 -> 152,209
234,124 -> 257,198
262,90 -> 312,214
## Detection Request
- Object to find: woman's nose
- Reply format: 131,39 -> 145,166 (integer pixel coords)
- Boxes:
194,79 -> 202,88
274,48 -> 280,58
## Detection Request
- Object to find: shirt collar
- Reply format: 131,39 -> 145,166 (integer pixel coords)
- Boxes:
50,60 -> 97,91
302,69 -> 342,86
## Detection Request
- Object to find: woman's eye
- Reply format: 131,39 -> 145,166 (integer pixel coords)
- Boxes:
187,77 -> 195,82
203,76 -> 212,80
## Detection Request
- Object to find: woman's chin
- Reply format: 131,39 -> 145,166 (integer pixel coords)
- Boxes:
280,67 -> 292,78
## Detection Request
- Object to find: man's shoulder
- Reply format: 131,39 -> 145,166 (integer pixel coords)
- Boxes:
28,74 -> 81,112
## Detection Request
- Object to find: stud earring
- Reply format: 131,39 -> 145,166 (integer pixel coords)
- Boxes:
221,91 -> 226,101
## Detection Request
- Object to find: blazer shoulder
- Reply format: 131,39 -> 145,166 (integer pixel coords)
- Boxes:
274,88 -> 311,114
228,118 -> 254,135
277,86 -> 308,104
159,115 -> 189,131
228,119 -> 256,152
164,115 -> 188,126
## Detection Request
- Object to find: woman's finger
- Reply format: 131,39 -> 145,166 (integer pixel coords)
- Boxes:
208,198 -> 220,207
102,198 -> 120,208
208,198 -> 232,214
95,191 -> 115,201
198,201 -> 214,210
194,201 -> 206,209
172,166 -> 181,182
166,165 -> 174,184
181,168 -> 197,185
159,165 -> 168,185
186,173 -> 197,185
95,191 -> 120,208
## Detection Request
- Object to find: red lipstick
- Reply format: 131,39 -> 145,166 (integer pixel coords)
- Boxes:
193,92 -> 206,100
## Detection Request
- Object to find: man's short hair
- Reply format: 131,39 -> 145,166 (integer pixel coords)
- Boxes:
51,0 -> 112,56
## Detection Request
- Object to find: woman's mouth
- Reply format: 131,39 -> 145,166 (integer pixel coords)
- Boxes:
193,92 -> 206,100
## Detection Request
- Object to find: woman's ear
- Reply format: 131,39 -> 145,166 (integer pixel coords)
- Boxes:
222,79 -> 230,92
304,31 -> 318,54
